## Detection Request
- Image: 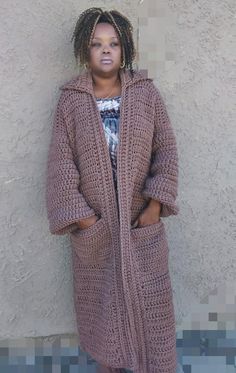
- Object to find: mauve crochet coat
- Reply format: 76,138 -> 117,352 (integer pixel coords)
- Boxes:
46,69 -> 179,373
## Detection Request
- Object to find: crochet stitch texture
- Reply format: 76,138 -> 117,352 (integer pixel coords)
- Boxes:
46,69 -> 179,373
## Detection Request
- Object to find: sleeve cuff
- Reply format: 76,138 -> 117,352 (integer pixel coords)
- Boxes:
142,188 -> 179,217
48,206 -> 96,235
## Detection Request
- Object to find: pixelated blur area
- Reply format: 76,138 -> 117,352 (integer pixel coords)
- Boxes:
0,332 -> 236,372
0,282 -> 236,372
137,0 -> 176,79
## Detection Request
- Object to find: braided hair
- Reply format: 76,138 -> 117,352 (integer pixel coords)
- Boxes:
71,7 -> 136,75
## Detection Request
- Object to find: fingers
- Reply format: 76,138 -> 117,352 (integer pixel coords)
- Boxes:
131,219 -> 139,228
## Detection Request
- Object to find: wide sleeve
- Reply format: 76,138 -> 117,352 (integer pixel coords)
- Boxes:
142,84 -> 179,217
46,93 -> 96,235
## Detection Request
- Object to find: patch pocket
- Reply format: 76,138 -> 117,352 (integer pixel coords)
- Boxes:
70,217 -> 111,264
130,219 -> 169,276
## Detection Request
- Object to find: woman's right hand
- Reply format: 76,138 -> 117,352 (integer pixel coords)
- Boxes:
76,215 -> 100,230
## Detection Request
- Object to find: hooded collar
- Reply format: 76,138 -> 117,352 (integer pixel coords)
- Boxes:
59,68 -> 152,94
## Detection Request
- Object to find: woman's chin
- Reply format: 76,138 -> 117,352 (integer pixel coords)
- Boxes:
99,63 -> 115,71
93,64 -> 120,75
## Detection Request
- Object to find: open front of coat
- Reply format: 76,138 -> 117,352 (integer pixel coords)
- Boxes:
46,69 -> 179,373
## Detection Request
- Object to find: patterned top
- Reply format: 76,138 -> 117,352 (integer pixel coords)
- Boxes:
96,95 -> 121,198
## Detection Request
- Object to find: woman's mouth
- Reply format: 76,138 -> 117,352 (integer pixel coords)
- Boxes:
101,59 -> 113,64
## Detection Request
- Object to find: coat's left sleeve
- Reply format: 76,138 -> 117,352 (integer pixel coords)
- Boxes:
142,84 -> 179,217
46,93 -> 96,235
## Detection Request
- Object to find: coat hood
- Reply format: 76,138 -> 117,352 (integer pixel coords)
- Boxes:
59,69 -> 152,94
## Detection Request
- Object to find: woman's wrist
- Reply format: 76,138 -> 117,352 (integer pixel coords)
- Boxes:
148,198 -> 162,211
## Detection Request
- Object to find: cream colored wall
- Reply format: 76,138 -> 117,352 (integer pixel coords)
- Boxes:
0,0 -> 235,338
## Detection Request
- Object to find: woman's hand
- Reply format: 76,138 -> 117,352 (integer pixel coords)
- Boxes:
132,199 -> 162,228
76,215 -> 100,230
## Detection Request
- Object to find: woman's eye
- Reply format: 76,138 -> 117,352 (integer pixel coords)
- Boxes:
91,42 -> 119,48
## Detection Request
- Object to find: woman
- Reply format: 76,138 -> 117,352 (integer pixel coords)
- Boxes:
46,7 -> 179,373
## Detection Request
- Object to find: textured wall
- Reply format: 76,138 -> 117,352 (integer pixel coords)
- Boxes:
0,0 -> 235,339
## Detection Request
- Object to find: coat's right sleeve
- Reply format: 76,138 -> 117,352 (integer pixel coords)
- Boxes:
46,93 -> 96,235
141,84 -> 179,217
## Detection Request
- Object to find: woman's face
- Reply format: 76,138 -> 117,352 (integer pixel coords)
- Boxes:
88,22 -> 122,75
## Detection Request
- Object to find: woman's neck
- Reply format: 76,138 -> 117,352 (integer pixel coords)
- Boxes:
92,71 -> 119,89
91,71 -> 121,99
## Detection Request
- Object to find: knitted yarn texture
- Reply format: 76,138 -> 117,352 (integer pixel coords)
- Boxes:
46,69 -> 179,373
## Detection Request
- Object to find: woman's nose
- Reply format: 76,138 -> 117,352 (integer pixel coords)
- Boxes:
102,46 -> 110,53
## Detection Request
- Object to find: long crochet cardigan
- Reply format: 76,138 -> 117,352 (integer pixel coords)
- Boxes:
46,68 -> 179,373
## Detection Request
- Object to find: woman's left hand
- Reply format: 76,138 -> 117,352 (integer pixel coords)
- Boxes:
131,199 -> 162,228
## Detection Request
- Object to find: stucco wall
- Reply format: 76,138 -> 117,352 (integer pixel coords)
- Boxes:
0,0 -> 235,339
